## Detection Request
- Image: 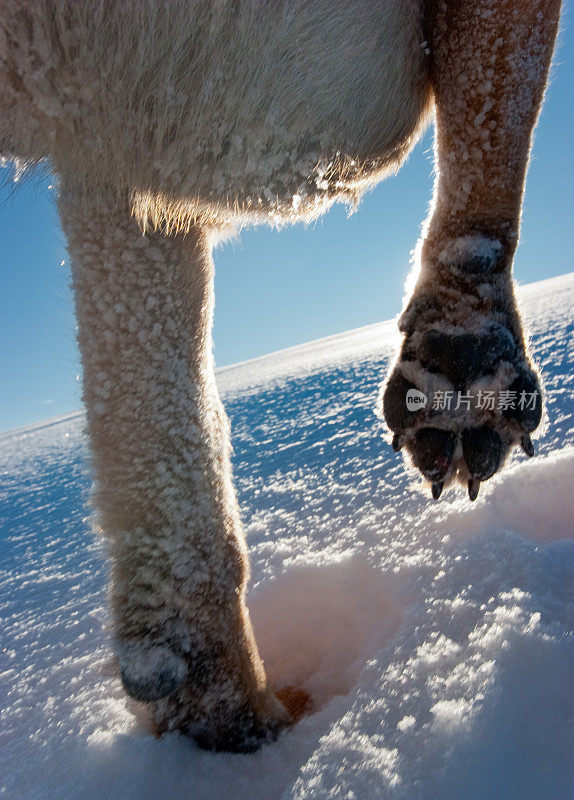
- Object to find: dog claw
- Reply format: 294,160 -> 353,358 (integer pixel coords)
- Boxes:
468,479 -> 480,501
431,481 -> 444,500
521,434 -> 535,457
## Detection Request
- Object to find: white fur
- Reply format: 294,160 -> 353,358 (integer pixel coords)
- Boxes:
1,0 -> 432,229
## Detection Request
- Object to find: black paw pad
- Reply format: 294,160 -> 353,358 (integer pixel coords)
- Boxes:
461,426 -> 503,481
417,324 -> 516,388
383,372 -> 419,434
503,368 -> 543,432
480,324 -> 516,367
417,330 -> 480,387
461,250 -> 504,275
119,644 -> 187,702
410,427 -> 456,482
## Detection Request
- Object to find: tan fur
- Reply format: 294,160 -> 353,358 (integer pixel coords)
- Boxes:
0,0 -> 561,750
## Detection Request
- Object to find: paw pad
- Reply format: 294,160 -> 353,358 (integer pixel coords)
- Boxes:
117,642 -> 187,702
504,367 -> 543,432
416,324 -> 516,388
410,428 -> 456,482
382,372 -> 419,435
461,426 -> 503,481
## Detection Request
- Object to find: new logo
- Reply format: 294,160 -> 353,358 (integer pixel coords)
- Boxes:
406,388 -> 428,411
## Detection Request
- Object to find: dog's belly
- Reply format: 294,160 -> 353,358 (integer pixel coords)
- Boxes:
134,0 -> 431,221
2,0 -> 431,222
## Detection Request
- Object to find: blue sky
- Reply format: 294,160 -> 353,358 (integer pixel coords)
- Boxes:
1,13 -> 573,432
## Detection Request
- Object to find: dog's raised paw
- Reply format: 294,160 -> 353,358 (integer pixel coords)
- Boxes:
379,249 -> 543,499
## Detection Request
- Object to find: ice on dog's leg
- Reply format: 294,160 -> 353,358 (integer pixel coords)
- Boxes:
381,0 -> 561,498
60,190 -> 289,748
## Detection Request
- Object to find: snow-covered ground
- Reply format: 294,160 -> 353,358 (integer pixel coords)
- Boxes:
1,273 -> 573,800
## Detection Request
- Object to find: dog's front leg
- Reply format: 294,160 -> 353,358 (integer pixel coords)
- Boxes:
60,190 -> 289,750
382,0 -> 561,499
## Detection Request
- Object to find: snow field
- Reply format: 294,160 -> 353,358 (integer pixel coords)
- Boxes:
1,274 -> 573,799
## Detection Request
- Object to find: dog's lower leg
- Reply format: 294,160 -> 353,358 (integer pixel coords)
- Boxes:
382,0 -> 561,498
60,190 -> 289,749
